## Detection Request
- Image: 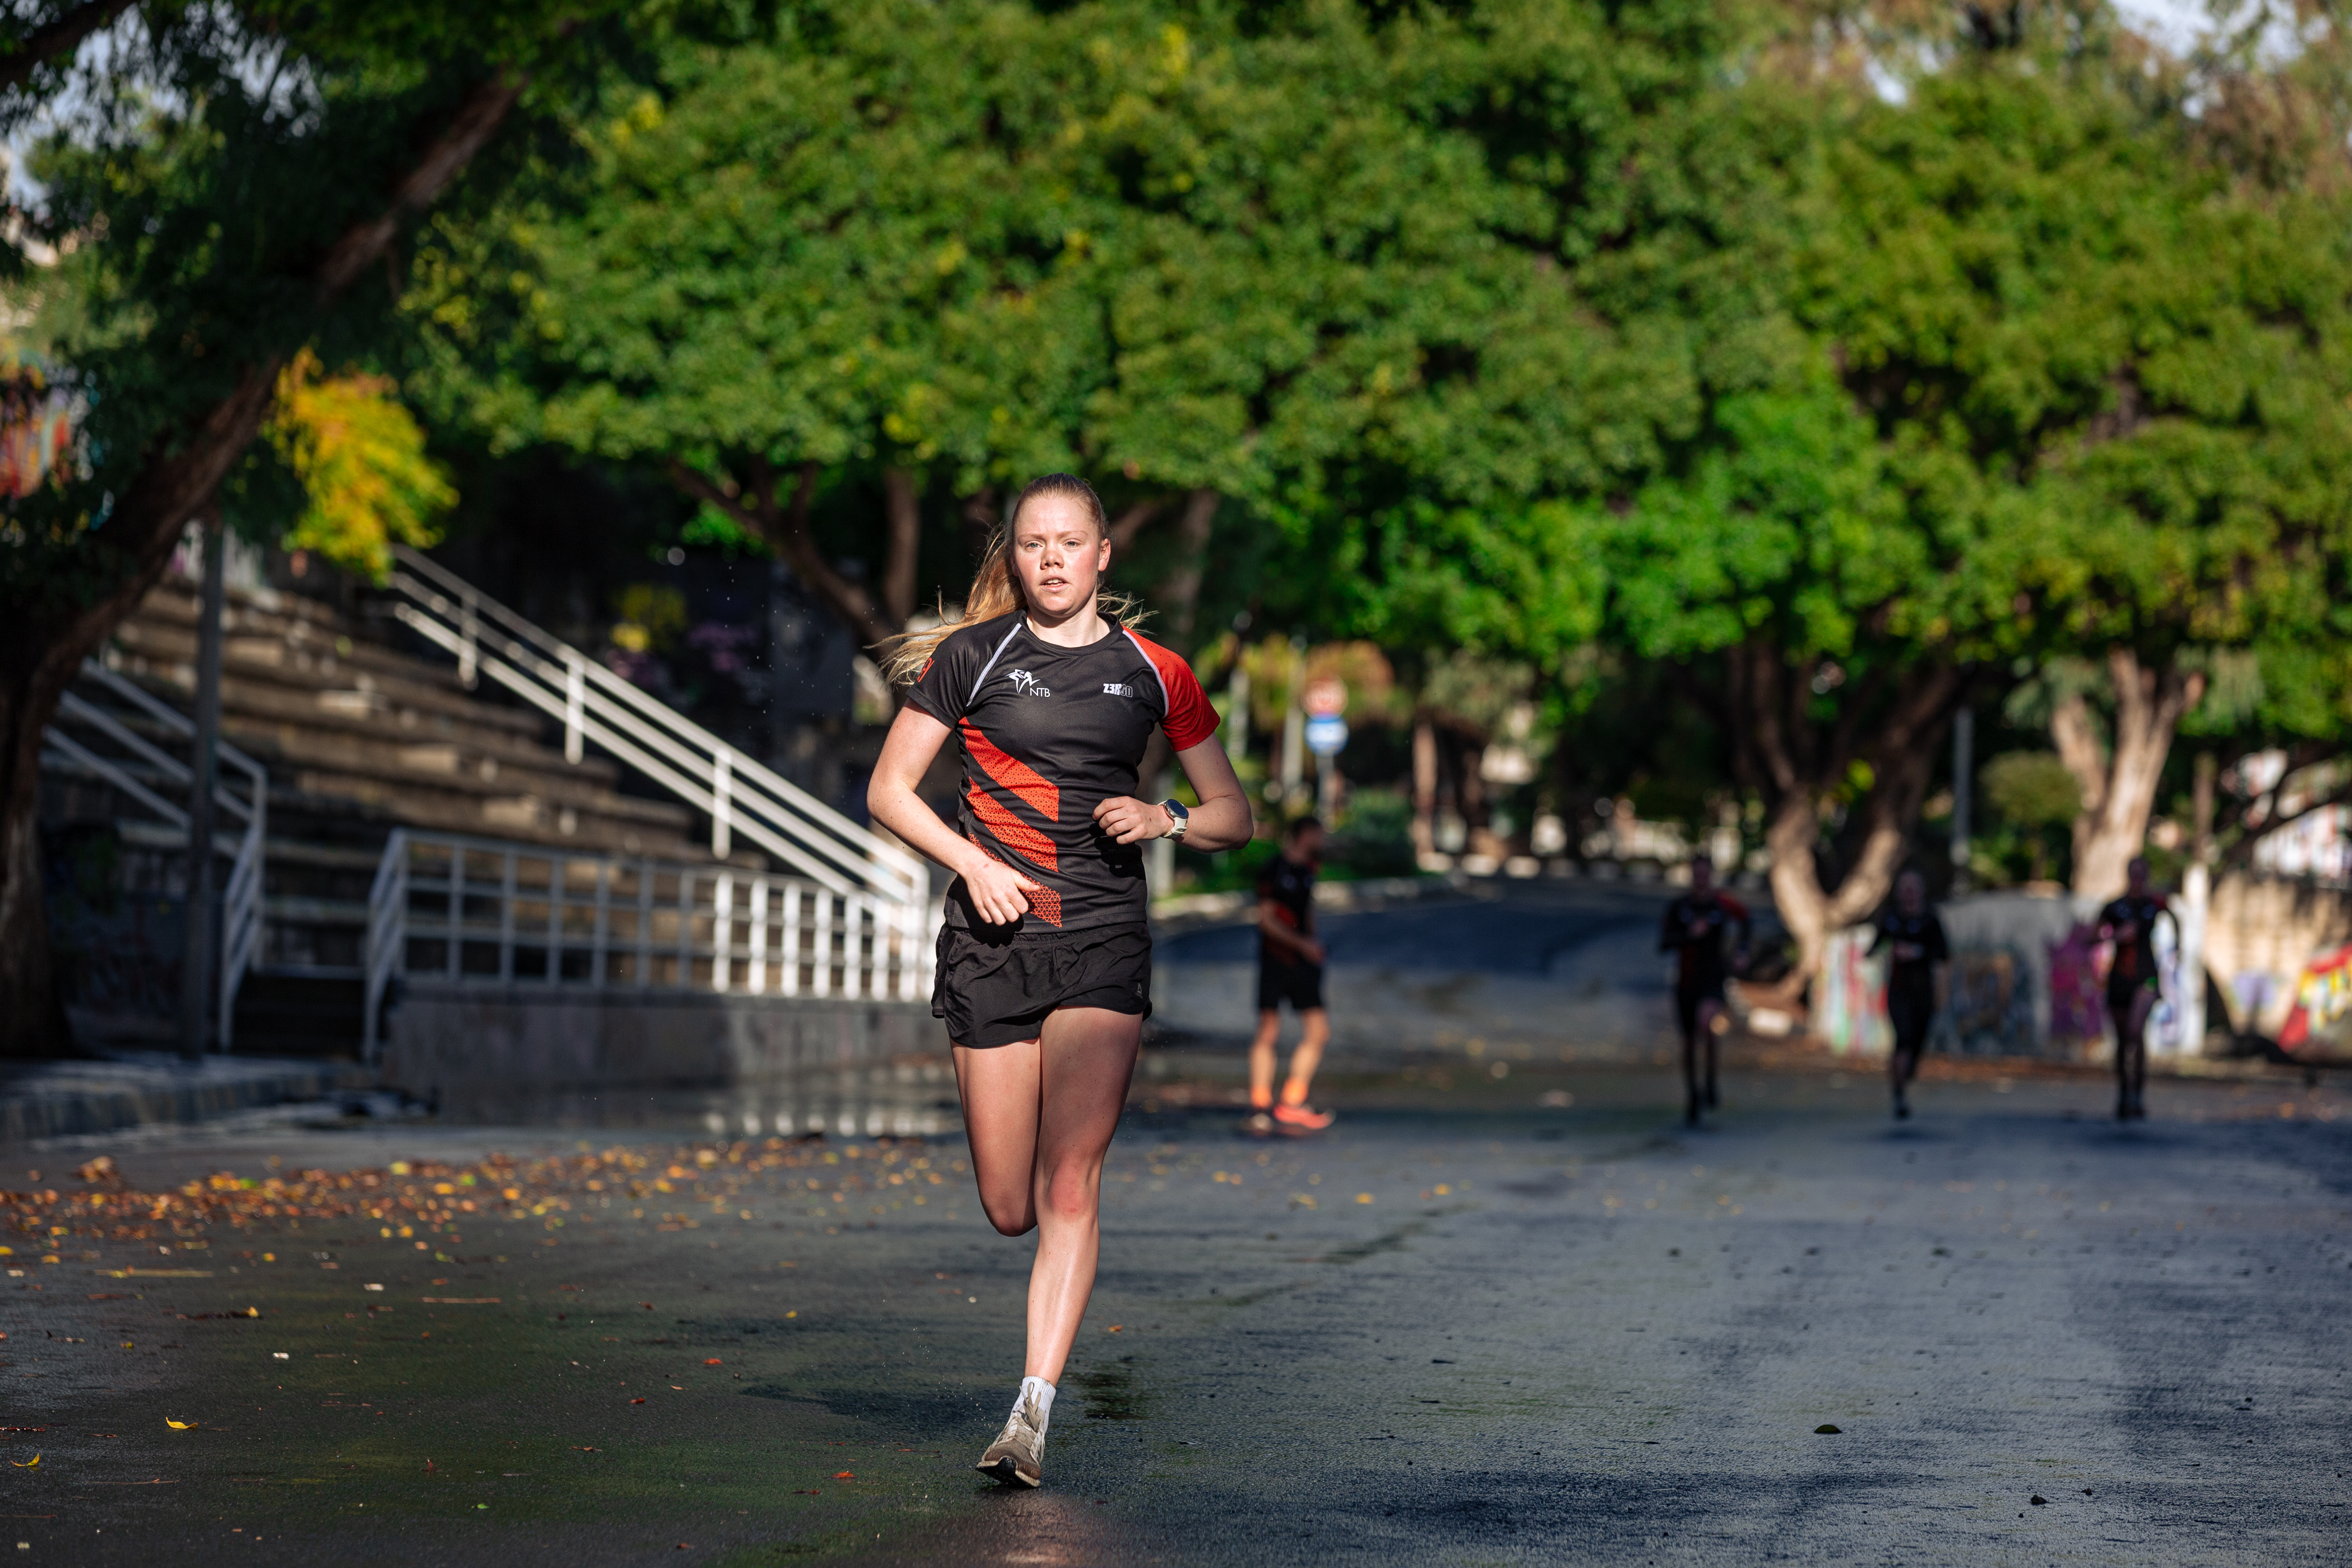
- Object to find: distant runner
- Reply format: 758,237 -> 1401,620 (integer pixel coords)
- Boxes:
1870,868 -> 1949,1121
867,473 -> 1250,1489
2097,857 -> 2170,1122
1248,816 -> 1334,1133
1659,854 -> 1750,1127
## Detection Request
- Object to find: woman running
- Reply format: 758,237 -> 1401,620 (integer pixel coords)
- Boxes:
2097,857 -> 2170,1122
1869,868 -> 1949,1121
868,473 -> 1250,1489
1659,853 -> 1749,1127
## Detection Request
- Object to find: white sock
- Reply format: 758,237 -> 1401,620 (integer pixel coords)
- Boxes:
1014,1376 -> 1056,1440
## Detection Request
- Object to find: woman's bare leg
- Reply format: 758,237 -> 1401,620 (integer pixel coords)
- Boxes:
2125,988 -> 2157,1117
951,1008 -> 1140,1387
953,1038 -> 1043,1238
1023,1006 -> 1139,1382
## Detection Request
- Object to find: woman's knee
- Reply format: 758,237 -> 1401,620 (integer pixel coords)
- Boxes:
1038,1164 -> 1100,1224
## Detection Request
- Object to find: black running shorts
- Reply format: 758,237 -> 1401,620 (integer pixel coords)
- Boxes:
933,923 -> 1152,1048
1674,981 -> 1725,1038
1258,959 -> 1325,1013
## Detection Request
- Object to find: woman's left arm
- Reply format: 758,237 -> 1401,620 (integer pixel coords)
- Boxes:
1091,738 -> 1254,852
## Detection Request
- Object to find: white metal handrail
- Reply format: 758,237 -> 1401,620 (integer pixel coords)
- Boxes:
363,828 -> 940,1061
41,657 -> 268,1047
382,544 -> 924,906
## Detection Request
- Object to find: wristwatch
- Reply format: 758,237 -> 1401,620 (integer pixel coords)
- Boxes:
1159,799 -> 1190,841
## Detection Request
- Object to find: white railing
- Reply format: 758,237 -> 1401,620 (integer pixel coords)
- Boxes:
363,829 -> 940,1061
382,544 -> 923,907
41,658 -> 268,1047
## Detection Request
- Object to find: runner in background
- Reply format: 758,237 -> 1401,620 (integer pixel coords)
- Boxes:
1248,817 -> 1333,1134
1659,854 -> 1750,1128
1870,868 -> 1949,1121
2097,857 -> 2170,1122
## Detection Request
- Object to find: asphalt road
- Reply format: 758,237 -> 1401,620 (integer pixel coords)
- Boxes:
1156,877 -> 1699,976
2,1059 -> 2345,1567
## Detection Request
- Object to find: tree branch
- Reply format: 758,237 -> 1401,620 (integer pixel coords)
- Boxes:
1106,498 -> 1167,550
316,74 -> 526,300
2217,766 -> 2352,873
0,0 -> 132,94
671,459 -> 898,652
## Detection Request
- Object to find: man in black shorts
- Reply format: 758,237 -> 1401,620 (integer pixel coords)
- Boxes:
1249,817 -> 1333,1132
1870,868 -> 1949,1121
2097,856 -> 2169,1122
1660,854 -> 1749,1127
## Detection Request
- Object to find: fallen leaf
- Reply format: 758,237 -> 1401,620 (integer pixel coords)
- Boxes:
669,1385 -> 685,1391
165,1420 -> 195,1431
9,1455 -> 35,1468
703,1358 -> 722,1366
1814,1425 -> 1842,1435
572,1446 -> 600,1453
630,1398 -> 646,1405
833,1471 -> 853,1480
1105,1325 -> 1123,1333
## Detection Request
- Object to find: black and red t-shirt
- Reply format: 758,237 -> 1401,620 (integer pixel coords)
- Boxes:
1660,891 -> 1750,995
1256,853 -> 1317,969
2099,893 -> 2168,992
907,612 -> 1218,933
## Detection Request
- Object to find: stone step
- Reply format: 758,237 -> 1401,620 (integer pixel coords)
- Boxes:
110,616 -> 552,748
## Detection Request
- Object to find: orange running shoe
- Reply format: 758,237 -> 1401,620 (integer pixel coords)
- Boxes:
1272,1102 -> 1334,1132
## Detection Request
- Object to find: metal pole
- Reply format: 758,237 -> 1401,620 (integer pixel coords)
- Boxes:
177,519 -> 226,1059
1949,706 -> 1974,894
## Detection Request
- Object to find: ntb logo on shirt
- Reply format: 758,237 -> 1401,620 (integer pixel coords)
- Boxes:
1006,669 -> 1051,697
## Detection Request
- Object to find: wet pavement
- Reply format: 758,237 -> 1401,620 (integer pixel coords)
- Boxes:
0,1056 -> 2345,1566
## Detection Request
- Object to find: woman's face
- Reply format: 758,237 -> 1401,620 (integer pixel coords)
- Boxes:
1011,495 -> 1110,621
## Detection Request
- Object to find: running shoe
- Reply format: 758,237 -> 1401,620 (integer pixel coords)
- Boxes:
1272,1102 -> 1334,1132
976,1405 -> 1044,1488
1893,1091 -> 1910,1121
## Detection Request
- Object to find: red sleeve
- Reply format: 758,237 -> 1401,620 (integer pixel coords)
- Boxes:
1133,632 -> 1220,750
1720,894 -> 1750,922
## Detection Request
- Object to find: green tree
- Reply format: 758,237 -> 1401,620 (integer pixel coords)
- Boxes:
0,2 -> 698,1055
1798,5 -> 2352,901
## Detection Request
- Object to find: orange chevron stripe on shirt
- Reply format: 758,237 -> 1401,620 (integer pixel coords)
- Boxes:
967,783 -> 1058,874
960,720 -> 1059,820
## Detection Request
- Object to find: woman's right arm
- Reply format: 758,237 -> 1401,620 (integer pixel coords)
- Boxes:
866,705 -> 1034,927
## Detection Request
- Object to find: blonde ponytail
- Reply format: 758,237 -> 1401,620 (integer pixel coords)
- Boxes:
877,473 -> 1149,685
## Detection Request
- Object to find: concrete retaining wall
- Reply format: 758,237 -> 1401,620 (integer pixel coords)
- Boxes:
383,985 -> 946,1110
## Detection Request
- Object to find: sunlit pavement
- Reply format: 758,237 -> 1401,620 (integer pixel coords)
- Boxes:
1,1062 -> 2346,1566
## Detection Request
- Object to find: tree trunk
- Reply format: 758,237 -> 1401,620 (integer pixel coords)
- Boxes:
0,74 -> 529,1058
1750,652 -> 1962,990
1155,488 -> 1220,652
879,468 -> 920,628
1411,719 -> 1437,861
2061,647 -> 2206,899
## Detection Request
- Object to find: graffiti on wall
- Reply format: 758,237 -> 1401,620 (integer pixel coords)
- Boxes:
2279,943 -> 2352,1054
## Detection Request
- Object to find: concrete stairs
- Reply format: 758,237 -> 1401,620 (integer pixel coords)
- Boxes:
64,570 -> 708,1055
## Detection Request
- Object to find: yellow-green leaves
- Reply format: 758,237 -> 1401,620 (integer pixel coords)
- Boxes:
266,350 -> 455,583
